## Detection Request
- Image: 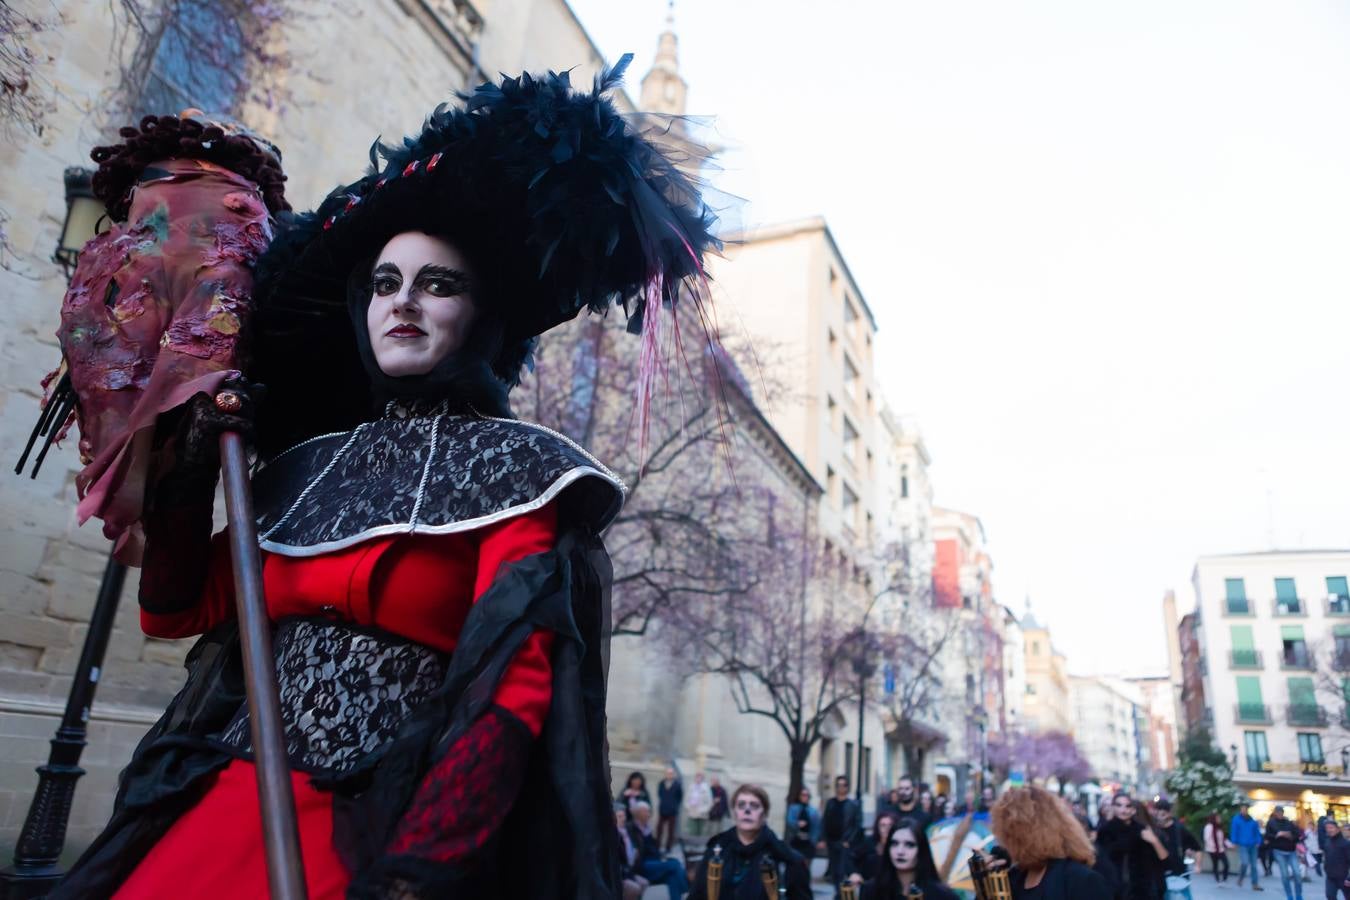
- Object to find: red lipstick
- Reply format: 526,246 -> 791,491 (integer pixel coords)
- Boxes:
386,324 -> 427,338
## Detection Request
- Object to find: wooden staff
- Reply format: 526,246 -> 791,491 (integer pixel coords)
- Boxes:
219,413 -> 307,900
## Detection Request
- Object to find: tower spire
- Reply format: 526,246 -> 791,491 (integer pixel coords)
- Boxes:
640,0 -> 688,116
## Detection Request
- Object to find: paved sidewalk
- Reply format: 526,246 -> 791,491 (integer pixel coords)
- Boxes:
1189,869 -> 1332,900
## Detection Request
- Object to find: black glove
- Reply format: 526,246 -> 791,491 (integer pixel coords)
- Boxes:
175,376 -> 263,471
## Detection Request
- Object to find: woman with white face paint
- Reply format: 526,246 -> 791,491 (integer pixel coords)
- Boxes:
859,818 -> 960,900
56,56 -> 720,900
688,784 -> 812,900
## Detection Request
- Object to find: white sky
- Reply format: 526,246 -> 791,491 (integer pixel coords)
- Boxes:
565,0 -> 1350,677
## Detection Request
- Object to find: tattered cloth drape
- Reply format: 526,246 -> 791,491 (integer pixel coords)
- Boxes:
58,157 -> 271,561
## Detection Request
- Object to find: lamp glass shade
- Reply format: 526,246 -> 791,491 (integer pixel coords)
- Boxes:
56,194 -> 105,267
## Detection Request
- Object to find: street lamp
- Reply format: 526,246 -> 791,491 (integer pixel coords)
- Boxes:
52,168 -> 103,276
1,167 -> 125,900
1230,743 -> 1239,771
852,641 -> 876,806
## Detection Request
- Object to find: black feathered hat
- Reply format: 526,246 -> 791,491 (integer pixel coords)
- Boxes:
254,56 -> 720,452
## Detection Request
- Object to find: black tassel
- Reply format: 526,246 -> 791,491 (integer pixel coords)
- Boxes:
16,372 -> 73,478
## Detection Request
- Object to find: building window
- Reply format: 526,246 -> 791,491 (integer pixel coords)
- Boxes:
844,295 -> 858,325
826,466 -> 837,504
1244,731 -> 1270,773
1298,733 -> 1326,773
900,464 -> 909,499
1225,578 -> 1249,614
842,483 -> 859,529
828,328 -> 838,359
1275,577 -> 1301,615
135,0 -> 249,118
843,354 -> 859,399
1230,624 -> 1259,668
1329,576 -> 1350,613
1288,676 -> 1320,724
1026,683 -> 1037,695
843,417 -> 859,463
844,741 -> 854,785
1335,625 -> 1350,670
1032,641 -> 1041,655
1281,626 -> 1311,669
1236,675 -> 1266,723
829,266 -> 838,288
827,394 -> 837,429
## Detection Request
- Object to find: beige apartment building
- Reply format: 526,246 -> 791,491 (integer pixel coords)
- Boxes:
0,0 -> 635,850
1019,606 -> 1073,734
1187,549 -> 1350,823
709,217 -> 887,553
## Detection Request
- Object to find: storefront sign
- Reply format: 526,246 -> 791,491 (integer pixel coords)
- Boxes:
1259,761 -> 1345,776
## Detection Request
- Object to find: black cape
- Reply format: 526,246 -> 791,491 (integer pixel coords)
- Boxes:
54,414 -> 625,899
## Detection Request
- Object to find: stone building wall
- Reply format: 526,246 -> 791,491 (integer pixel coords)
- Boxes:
0,0 -> 623,852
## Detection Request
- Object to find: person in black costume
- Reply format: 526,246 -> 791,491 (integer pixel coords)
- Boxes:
1322,818 -> 1350,900
990,786 -> 1113,900
51,54 -> 721,900
846,811 -> 899,885
824,776 -> 864,885
859,816 -> 958,900
687,784 -> 811,900
1097,793 -> 1169,900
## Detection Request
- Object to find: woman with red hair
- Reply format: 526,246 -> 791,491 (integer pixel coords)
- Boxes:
990,786 -> 1114,899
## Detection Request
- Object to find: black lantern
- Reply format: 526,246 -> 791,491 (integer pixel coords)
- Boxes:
52,167 -> 102,276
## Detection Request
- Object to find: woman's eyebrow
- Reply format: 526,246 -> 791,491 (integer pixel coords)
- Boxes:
413,264 -> 470,282
372,262 -> 401,277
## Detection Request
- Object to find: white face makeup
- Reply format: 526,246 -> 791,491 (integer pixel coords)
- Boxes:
733,793 -> 767,833
366,231 -> 478,378
889,827 -> 919,873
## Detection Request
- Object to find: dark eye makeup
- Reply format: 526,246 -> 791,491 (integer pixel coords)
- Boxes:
369,262 -> 472,299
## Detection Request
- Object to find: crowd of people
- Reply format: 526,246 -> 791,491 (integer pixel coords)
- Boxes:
611,762 -> 1350,900
1202,802 -> 1350,900
608,766 -> 1155,899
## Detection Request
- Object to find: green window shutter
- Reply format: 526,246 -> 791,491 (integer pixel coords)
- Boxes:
1342,678 -> 1350,706
1334,625 -> 1350,639
1226,578 -> 1247,601
1237,676 -> 1264,706
1281,625 -> 1306,642
1231,625 -> 1255,650
1288,676 -> 1316,707
1329,577 -> 1350,600
1276,578 -> 1298,601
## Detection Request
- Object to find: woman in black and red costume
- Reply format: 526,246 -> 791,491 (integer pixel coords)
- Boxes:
54,56 -> 718,900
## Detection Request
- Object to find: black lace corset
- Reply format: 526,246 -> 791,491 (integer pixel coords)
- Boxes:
218,617 -> 447,774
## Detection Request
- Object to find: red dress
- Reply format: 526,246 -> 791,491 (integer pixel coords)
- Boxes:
115,503 -> 558,899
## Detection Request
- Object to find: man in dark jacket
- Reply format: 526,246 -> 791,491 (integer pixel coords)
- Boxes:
822,776 -> 862,885
891,775 -> 931,834
1154,799 -> 1201,885
688,784 -> 811,900
1267,805 -> 1303,900
1322,818 -> 1350,900
657,767 -> 684,853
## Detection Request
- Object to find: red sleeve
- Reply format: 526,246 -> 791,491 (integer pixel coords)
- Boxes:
474,504 -> 557,737
140,529 -> 236,638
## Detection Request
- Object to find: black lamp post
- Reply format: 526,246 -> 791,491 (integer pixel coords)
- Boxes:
1,167 -> 127,900
1230,743 -> 1239,771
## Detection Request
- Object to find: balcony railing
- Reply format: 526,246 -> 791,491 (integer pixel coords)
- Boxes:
1327,595 -> 1350,616
1287,704 -> 1329,727
1281,649 -> 1314,670
1274,598 -> 1306,617
1235,703 -> 1273,724
1225,598 -> 1252,615
1229,649 -> 1263,669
